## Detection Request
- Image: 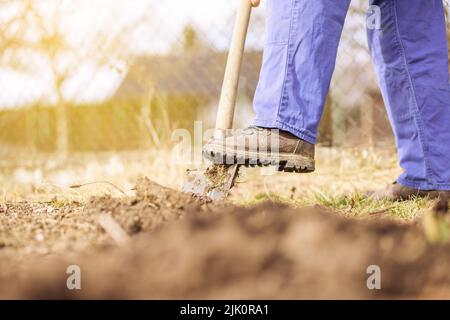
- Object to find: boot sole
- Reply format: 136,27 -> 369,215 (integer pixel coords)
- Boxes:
203,144 -> 315,173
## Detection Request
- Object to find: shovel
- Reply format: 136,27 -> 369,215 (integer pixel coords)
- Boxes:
182,0 -> 259,201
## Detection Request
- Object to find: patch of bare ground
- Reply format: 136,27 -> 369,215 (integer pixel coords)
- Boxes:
1,177 -> 450,299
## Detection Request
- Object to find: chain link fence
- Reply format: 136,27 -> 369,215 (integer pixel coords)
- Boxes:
0,0 -> 449,157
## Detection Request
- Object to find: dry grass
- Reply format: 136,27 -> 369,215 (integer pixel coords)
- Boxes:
0,146 -> 435,221
231,146 -> 433,220
0,149 -> 186,202
1,146 -> 448,300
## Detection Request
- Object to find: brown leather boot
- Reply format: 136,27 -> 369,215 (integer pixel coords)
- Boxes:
366,182 -> 450,201
203,126 -> 315,173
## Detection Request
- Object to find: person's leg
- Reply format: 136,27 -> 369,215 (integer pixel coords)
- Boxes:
368,0 -> 450,191
204,0 -> 351,171
253,0 -> 351,144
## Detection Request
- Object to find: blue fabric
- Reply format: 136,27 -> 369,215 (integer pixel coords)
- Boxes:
253,0 -> 450,190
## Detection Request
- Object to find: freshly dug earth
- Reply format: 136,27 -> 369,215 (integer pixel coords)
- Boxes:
1,178 -> 450,299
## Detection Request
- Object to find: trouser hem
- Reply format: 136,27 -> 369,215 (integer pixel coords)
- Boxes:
397,177 -> 450,191
253,118 -> 317,144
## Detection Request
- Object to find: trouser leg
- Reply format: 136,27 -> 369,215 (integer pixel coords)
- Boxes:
253,0 -> 351,144
368,0 -> 450,190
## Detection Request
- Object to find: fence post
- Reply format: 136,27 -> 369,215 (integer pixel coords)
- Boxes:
318,95 -> 333,146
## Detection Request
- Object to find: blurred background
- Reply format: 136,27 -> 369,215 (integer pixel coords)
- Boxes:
0,0 -> 449,199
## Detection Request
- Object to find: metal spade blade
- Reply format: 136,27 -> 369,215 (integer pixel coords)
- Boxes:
182,164 -> 240,201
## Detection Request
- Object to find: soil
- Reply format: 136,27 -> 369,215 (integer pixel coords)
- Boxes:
1,177 -> 450,299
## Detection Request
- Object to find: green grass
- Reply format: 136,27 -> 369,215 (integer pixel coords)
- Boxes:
237,190 -> 433,221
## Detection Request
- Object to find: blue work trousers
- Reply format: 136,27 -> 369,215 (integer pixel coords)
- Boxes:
254,0 -> 450,190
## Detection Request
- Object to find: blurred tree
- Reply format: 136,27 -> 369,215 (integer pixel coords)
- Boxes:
36,4 -> 71,156
183,25 -> 199,51
170,24 -> 211,54
0,0 -> 151,155
0,0 -> 77,155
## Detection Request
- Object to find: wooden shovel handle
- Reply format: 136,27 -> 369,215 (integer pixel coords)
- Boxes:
215,0 -> 256,135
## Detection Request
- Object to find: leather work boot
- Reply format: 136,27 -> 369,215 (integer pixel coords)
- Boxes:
203,126 -> 315,173
366,182 -> 450,201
